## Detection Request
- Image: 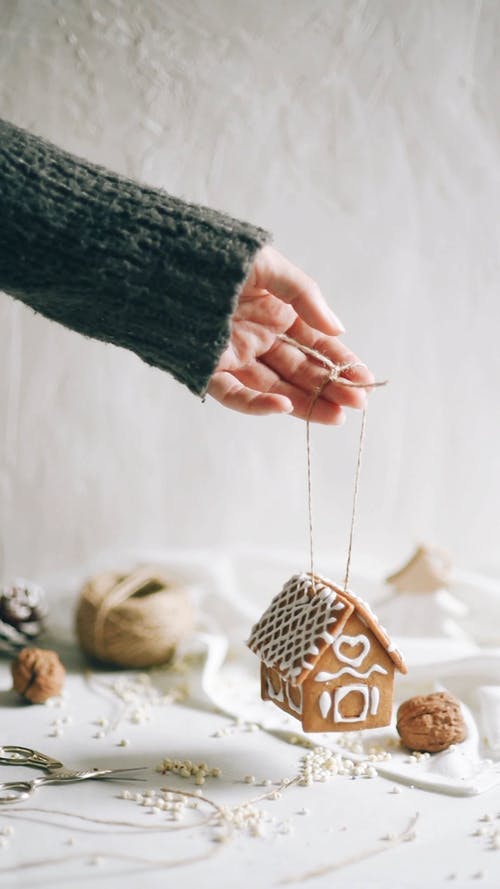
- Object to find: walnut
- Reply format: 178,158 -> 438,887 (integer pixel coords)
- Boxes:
11,647 -> 65,704
396,691 -> 466,753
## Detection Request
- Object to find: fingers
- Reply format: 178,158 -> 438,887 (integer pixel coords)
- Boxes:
207,371 -> 293,416
254,246 -> 345,336
261,339 -> 367,410
231,362 -> 346,425
284,316 -> 376,387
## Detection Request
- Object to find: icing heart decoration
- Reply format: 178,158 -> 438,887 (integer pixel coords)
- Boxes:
333,633 -> 370,667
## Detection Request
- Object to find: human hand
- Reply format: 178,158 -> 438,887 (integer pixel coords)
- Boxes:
207,245 -> 374,422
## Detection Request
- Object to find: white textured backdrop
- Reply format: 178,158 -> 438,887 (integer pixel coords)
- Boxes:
0,0 -> 499,586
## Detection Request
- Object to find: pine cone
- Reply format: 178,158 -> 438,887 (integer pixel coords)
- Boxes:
0,579 -> 47,653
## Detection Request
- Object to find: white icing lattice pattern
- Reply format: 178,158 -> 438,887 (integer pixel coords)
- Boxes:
247,574 -> 345,681
248,572 -> 407,682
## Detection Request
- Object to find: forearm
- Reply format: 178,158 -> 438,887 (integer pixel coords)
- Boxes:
0,118 -> 270,395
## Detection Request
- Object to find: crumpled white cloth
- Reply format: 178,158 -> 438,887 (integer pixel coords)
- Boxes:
168,549 -> 500,797
375,588 -> 470,640
56,547 -> 500,796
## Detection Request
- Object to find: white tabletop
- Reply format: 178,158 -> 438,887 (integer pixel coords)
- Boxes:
0,558 -> 499,889
0,654 -> 497,888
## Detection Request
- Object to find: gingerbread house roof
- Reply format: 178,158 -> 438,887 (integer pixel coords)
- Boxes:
247,573 -> 407,685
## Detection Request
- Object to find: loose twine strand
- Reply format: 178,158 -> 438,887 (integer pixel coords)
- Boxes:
277,334 -> 387,593
343,407 -> 367,591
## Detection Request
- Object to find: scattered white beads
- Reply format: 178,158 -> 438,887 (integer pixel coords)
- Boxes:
93,673 -> 187,731
48,717 -> 67,738
123,787 -> 190,821
156,757 -> 221,785
212,720 -> 260,739
120,778 -> 295,843
470,812 -> 500,854
288,734 -> 314,748
408,751 -> 431,764
212,830 -> 229,843
297,745 -> 381,785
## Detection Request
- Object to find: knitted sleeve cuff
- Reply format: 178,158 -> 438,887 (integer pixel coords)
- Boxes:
0,118 -> 271,395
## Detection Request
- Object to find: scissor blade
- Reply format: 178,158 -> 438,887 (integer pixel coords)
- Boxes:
106,767 -> 149,773
77,766 -> 149,780
102,775 -> 146,781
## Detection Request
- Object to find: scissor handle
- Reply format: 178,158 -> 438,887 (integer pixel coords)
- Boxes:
0,746 -> 63,771
0,746 -> 35,764
0,781 -> 34,803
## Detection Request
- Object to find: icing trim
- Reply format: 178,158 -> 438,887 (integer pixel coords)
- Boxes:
333,684 -> 369,723
333,634 -> 370,667
285,682 -> 303,715
247,572 -> 407,684
266,674 -> 284,703
315,664 -> 388,682
370,686 -> 380,715
319,690 -> 331,719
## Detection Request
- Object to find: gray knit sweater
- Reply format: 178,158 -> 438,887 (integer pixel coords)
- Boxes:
0,119 -> 270,395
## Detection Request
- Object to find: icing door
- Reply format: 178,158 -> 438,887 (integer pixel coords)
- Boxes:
333,684 -> 370,722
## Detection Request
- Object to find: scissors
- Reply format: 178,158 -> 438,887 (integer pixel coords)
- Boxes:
0,745 -> 146,803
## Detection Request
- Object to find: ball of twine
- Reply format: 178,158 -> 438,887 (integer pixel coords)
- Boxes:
75,565 -> 195,668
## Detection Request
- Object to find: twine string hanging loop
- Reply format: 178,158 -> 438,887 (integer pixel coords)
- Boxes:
277,334 -> 386,595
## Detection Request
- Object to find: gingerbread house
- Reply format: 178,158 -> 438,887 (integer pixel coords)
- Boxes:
247,573 -> 407,732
